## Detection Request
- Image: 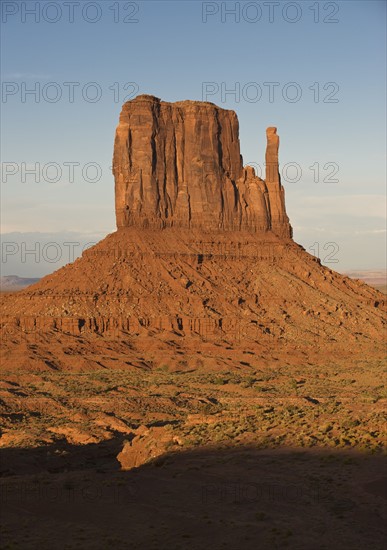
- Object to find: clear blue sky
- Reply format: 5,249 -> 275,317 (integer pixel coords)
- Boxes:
1,0 -> 386,277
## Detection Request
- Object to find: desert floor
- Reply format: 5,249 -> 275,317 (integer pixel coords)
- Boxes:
1,352 -> 386,549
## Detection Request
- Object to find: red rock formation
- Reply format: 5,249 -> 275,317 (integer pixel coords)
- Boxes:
113,95 -> 292,238
0,95 -> 385,365
265,127 -> 290,237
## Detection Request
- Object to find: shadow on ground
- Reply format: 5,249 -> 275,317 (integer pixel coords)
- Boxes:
0,438 -> 386,549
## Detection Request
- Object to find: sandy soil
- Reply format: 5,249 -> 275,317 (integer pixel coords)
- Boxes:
1,353 -> 386,549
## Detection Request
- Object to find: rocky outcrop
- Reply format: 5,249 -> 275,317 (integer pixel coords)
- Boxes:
265,127 -> 290,237
113,95 -> 292,238
117,426 -> 181,470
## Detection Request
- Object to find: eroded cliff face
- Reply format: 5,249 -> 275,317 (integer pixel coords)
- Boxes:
113,95 -> 292,238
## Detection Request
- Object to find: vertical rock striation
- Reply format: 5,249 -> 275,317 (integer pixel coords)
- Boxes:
113,94 -> 292,238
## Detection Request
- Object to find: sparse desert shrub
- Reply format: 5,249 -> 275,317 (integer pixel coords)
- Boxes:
240,376 -> 256,388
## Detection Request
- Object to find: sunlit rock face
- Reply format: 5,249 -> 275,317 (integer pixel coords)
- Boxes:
113,95 -> 292,238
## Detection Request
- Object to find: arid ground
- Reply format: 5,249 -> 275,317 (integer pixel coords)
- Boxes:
1,327 -> 386,549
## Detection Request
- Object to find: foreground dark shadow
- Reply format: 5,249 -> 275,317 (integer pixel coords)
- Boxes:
0,438 -> 386,550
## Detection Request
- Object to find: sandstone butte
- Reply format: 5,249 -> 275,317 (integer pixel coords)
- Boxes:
0,94 -> 385,370
113,95 -> 291,238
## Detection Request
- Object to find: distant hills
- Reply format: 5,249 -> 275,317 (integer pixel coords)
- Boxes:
0,275 -> 41,292
344,270 -> 387,294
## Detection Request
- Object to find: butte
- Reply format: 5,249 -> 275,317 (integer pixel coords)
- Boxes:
1,95 -> 385,369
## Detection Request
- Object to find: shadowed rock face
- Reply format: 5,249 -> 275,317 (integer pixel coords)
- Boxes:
113,95 -> 292,238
